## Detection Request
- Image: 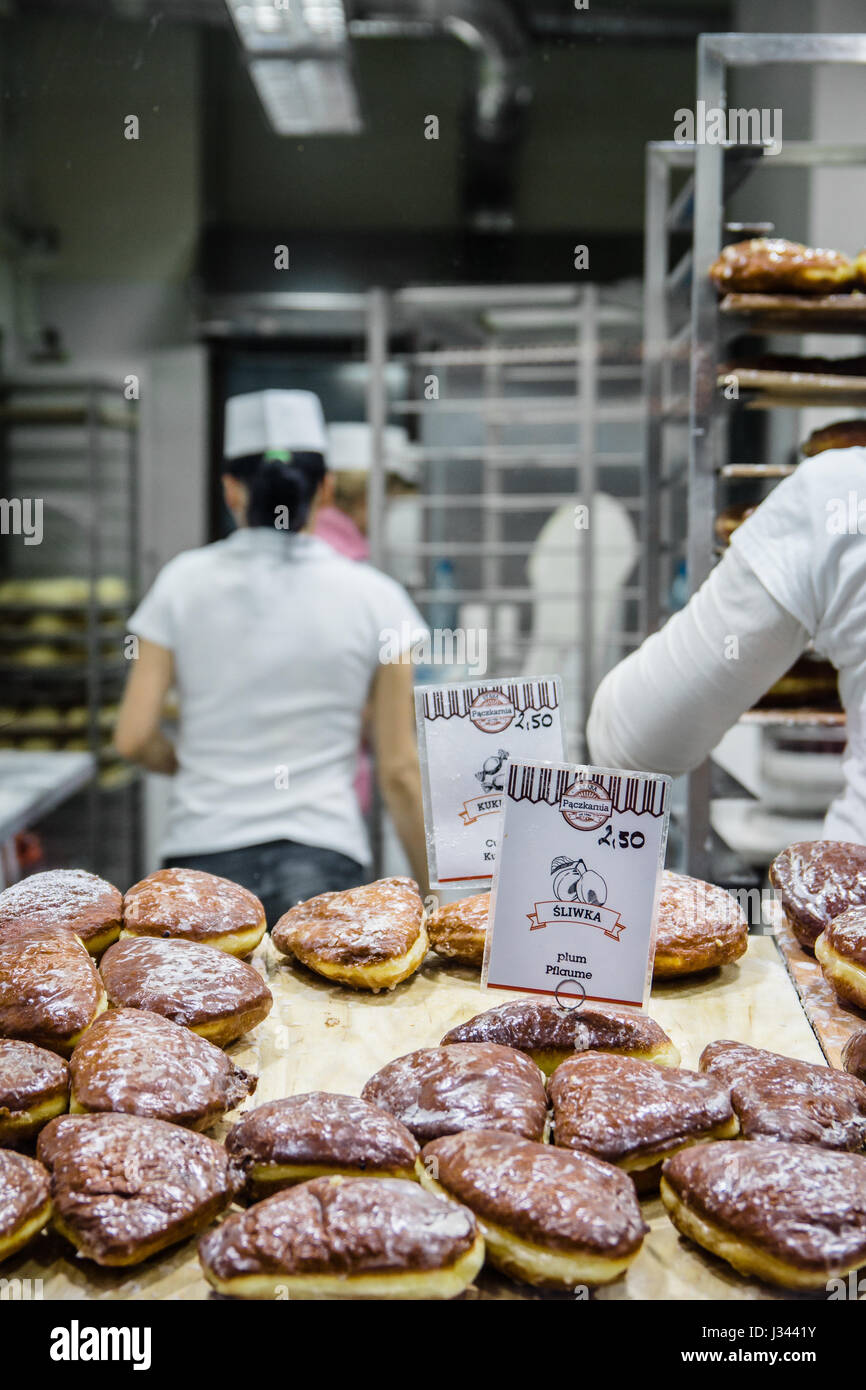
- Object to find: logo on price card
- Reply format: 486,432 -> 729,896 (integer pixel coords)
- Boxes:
559,779 -> 613,831
468,691 -> 515,734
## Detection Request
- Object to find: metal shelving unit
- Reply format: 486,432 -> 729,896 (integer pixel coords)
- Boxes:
0,378 -> 142,887
645,32 -> 866,879
369,283 -> 646,758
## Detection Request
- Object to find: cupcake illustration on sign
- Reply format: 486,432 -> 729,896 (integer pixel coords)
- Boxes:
560,779 -> 613,831
476,749 -> 509,793
468,690 -> 515,734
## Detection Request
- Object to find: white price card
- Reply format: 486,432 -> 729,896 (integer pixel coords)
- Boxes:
415,676 -> 566,889
483,759 -> 670,1009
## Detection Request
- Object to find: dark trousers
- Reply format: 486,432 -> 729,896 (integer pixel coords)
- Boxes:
163,838 -> 366,929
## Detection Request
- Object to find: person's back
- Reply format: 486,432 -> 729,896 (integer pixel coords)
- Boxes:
133,528 -> 421,869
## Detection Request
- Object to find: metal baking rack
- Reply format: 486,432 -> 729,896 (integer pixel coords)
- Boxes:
0,377 -> 142,886
645,32 -> 866,879
368,282 -> 646,758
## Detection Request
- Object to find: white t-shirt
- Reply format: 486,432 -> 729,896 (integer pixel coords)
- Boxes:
128,529 -> 426,864
731,447 -> 866,841
588,446 -> 866,843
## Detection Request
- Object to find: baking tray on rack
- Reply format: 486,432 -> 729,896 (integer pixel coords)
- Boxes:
719,291 -> 866,335
739,708 -> 846,728
6,935 -> 831,1303
718,367 -> 866,407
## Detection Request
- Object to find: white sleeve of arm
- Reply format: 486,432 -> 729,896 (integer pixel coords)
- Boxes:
586,548 -> 809,776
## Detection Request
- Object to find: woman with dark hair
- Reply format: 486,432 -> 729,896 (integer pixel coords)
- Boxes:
114,390 -> 429,923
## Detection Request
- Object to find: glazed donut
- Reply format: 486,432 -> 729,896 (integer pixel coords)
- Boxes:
362,1043 -> 548,1144
815,905 -> 866,1009
0,869 -> 122,956
440,997 -> 680,1076
273,877 -> 428,992
709,238 -> 856,294
38,1112 -> 235,1266
198,1174 -> 484,1299
661,1139 -> 866,1289
0,1149 -> 51,1262
0,1039 -> 69,1146
699,1038 -> 866,1149
226,1093 -> 420,1200
419,1130 -> 647,1289
68,1007 -> 256,1130
654,871 -> 748,978
549,1053 -> 737,1189
99,936 -> 272,1047
428,893 -> 489,968
121,867 -> 266,958
0,923 -> 107,1056
843,1030 -> 866,1081
803,419 -> 866,456
769,840 -> 866,951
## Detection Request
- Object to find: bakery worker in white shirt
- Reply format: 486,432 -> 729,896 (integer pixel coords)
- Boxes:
587,439 -> 866,844
114,388 -> 430,923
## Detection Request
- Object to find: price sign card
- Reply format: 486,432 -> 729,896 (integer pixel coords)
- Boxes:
483,759 -> 670,1009
415,677 -> 565,889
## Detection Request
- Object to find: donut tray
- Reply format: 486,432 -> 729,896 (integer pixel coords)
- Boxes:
8,934 -> 827,1302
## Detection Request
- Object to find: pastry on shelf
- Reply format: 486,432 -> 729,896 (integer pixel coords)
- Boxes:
752,654 -> 840,710
713,503 -> 756,547
802,419 -> 866,455
709,238 -> 856,294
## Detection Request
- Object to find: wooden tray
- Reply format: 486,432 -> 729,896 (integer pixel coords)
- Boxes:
719,291 -> 866,335
773,909 -> 865,1068
7,935 -> 826,1302
718,366 -> 866,407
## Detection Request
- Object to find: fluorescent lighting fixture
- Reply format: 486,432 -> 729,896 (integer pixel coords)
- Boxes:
248,56 -> 362,135
226,0 -> 348,53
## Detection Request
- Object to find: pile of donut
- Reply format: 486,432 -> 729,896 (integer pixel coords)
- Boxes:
2,849 -> 866,1299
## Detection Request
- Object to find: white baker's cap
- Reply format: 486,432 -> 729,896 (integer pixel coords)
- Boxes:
224,389 -> 328,459
327,422 -> 417,483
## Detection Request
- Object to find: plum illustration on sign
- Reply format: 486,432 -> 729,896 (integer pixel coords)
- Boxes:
415,677 -> 565,889
484,759 -> 670,1009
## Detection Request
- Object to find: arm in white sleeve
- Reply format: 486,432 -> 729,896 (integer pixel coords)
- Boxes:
586,547 -> 809,776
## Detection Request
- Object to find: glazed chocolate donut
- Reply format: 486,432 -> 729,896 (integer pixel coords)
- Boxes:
121,867 -> 266,958
699,1039 -> 866,1149
273,878 -> 428,992
0,869 -> 122,956
549,1053 -> 737,1188
815,905 -> 866,1009
661,1139 -> 866,1289
770,840 -> 866,951
440,998 -> 680,1076
68,1008 -> 255,1130
99,936 -> 272,1047
803,419 -> 866,457
362,1043 -> 548,1144
226,1093 -> 420,1200
843,1032 -> 866,1088
428,893 -> 489,968
0,923 -> 107,1056
38,1112 -> 235,1266
0,1039 -> 69,1146
419,1130 -> 647,1289
198,1174 -> 484,1299
654,871 -> 748,978
709,238 -> 856,294
0,1149 -> 51,1262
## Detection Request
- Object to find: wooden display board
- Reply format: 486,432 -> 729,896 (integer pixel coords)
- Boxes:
9,935 -> 826,1302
